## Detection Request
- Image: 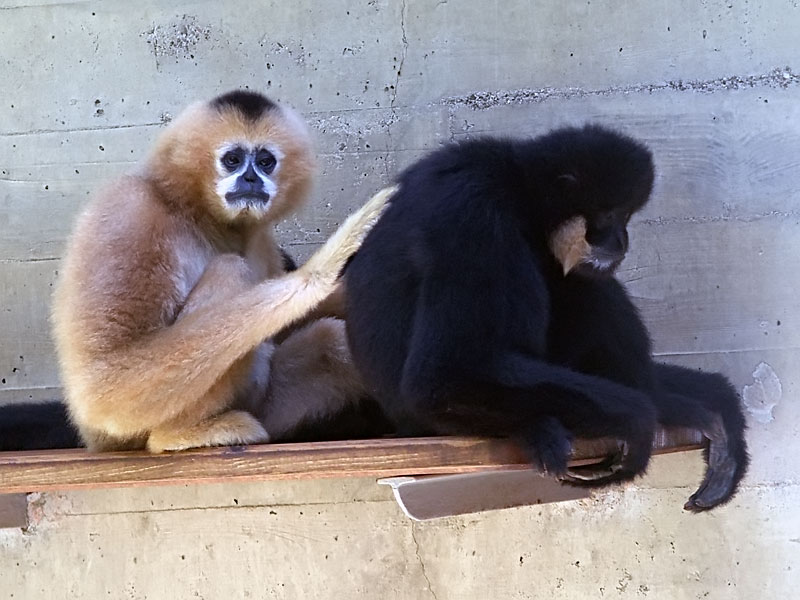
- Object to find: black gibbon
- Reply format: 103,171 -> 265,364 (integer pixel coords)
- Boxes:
344,125 -> 748,511
0,91 -> 391,452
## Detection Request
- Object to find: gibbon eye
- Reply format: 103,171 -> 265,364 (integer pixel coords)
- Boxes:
256,150 -> 277,173
221,151 -> 242,171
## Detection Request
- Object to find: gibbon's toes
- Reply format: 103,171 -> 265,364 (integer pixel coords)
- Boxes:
146,411 -> 270,453
559,439 -> 649,487
683,457 -> 739,512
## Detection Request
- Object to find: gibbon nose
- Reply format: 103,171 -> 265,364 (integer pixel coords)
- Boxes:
242,163 -> 258,183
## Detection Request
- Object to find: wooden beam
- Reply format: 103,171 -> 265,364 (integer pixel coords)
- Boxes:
0,428 -> 704,494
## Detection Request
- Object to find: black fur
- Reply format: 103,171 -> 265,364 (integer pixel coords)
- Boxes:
277,399 -> 394,443
0,401 -> 82,450
279,247 -> 298,272
211,90 -> 278,121
345,125 -> 748,510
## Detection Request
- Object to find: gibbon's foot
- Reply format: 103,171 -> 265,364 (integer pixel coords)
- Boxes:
561,444 -> 626,484
519,417 -> 573,477
559,439 -> 650,487
684,415 -> 742,511
146,410 -> 269,453
684,457 -> 740,512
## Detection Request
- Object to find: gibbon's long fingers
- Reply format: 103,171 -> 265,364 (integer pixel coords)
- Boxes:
517,416 -> 573,477
93,189 -> 395,429
561,445 -> 626,482
302,186 -> 395,278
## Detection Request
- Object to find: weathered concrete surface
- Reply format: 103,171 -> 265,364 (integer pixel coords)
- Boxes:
1,0 -> 799,597
1,460 -> 798,600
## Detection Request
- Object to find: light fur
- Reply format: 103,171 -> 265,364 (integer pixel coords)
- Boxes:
52,94 -> 391,452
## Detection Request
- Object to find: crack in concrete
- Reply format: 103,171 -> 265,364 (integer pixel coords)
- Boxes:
441,66 -> 800,110
391,0 -> 409,110
638,209 -> 800,226
0,257 -> 60,265
383,0 -> 408,179
411,522 -> 439,600
2,121 -> 164,138
651,346 -> 800,358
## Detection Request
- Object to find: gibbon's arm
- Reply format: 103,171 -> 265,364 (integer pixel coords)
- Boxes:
79,186 -> 393,429
396,269 -> 657,482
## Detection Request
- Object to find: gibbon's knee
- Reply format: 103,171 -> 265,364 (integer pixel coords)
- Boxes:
82,427 -> 149,452
261,317 -> 368,440
269,317 -> 364,394
398,367 -> 451,417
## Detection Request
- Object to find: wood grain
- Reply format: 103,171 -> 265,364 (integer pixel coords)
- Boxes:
0,428 -> 704,494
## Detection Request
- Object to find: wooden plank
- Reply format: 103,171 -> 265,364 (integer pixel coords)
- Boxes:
0,429 -> 704,494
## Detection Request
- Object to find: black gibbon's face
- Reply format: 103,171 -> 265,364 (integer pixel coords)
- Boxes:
549,206 -> 636,278
215,142 -> 281,218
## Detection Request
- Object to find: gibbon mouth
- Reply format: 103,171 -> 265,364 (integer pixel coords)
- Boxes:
573,253 -> 623,277
226,191 -> 271,205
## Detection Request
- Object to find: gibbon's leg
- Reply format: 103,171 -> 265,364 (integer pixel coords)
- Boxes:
81,427 -> 149,452
152,254 -> 269,451
91,187 -> 393,443
259,317 -> 368,440
397,278 -> 658,483
145,348 -> 267,453
652,363 -> 749,511
89,254 -> 268,452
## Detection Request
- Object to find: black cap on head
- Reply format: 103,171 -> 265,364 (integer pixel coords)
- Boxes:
211,90 -> 278,121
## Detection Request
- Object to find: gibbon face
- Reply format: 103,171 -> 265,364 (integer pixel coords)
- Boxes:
148,91 -> 315,225
539,125 -> 654,278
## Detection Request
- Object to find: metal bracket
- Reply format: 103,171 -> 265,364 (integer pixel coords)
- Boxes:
379,470 -> 590,521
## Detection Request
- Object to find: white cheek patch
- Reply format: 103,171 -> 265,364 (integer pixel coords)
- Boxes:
254,168 -> 278,197
215,168 -> 244,198
215,142 -> 246,200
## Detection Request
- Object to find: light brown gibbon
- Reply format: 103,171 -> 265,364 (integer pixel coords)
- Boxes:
51,90 -> 393,453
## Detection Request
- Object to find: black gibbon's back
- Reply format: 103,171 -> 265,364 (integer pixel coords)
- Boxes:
345,125 -> 748,511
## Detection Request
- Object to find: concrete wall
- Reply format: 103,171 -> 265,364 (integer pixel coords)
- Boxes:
1,0 -> 798,597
